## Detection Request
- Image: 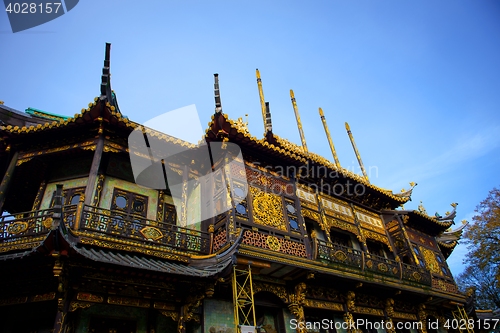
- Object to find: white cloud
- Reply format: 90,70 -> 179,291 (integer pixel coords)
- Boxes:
383,125 -> 500,190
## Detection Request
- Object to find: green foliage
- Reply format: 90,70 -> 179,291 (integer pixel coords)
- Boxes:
459,186 -> 500,309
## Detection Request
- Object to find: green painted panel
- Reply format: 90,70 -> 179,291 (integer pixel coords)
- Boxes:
204,299 -> 235,333
40,178 -> 88,209
100,176 -> 158,220
74,304 -> 148,333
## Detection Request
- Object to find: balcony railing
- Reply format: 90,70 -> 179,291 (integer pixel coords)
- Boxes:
76,205 -> 211,255
1,205 -> 211,255
316,239 -> 432,286
0,208 -> 54,242
0,205 -> 454,290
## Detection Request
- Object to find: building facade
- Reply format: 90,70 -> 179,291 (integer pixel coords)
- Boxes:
0,44 -> 467,333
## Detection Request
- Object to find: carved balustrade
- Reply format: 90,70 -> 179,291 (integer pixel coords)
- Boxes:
0,208 -> 54,242
78,205 -> 211,255
316,239 -> 432,286
317,239 -> 363,269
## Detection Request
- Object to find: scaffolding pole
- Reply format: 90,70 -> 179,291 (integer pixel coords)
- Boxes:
232,265 -> 256,333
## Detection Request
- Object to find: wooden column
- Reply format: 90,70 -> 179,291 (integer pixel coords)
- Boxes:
350,203 -> 369,253
84,132 -> 105,207
0,151 -> 19,214
180,165 -> 189,227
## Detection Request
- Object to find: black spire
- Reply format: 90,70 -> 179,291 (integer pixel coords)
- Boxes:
99,43 -> 121,114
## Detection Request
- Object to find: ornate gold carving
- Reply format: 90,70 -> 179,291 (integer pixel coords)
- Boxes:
93,174 -> 105,206
266,235 -> 281,251
32,180 -> 47,210
140,226 -> 164,241
252,282 -> 289,303
288,283 -> 307,333
363,228 -> 392,251
421,247 -> 441,275
32,292 -> 56,302
108,296 -> 150,308
69,301 -> 92,312
77,235 -> 187,262
353,206 -> 384,231
154,302 -> 176,310
321,196 -> 354,222
43,217 -> 53,229
250,187 -> 286,231
76,292 -> 104,303
377,263 -> 388,272
301,209 -> 320,222
355,306 -> 384,316
393,311 -> 417,320
0,236 -> 45,253
346,291 -> 356,312
7,222 -> 28,234
303,299 -> 343,311
0,296 -> 28,306
103,145 -> 121,153
296,187 -> 318,210
242,230 -> 307,257
418,304 -> 427,333
334,250 -> 348,262
325,216 -> 359,236
81,145 -> 97,151
161,310 -> 179,321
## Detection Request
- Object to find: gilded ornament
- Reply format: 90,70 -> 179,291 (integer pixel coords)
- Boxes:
140,226 -> 164,241
69,301 -> 92,312
421,247 -> 441,275
250,187 -> 286,231
252,282 -> 289,303
266,235 -> 281,251
377,263 -> 388,272
161,310 -> 179,321
43,217 -> 53,229
334,250 -> 348,262
7,222 -> 29,234
108,296 -> 150,308
32,292 -> 56,302
355,306 -> 384,316
76,292 -> 104,303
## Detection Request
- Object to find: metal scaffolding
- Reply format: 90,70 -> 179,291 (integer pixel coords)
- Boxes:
232,265 -> 256,333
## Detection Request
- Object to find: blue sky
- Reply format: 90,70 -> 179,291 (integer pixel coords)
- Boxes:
2,0 -> 500,277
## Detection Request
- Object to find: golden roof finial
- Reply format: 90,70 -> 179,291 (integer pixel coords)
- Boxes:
345,122 -> 368,181
319,107 -> 341,169
418,201 -> 428,215
290,89 -> 308,152
256,69 -> 268,134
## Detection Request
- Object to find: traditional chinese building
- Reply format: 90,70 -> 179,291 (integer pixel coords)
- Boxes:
0,44 -> 469,333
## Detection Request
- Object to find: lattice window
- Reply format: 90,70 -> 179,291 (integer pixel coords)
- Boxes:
330,228 -> 353,248
163,203 -> 177,224
50,186 -> 85,207
111,188 -> 148,218
284,198 -> 300,232
367,239 -> 394,259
